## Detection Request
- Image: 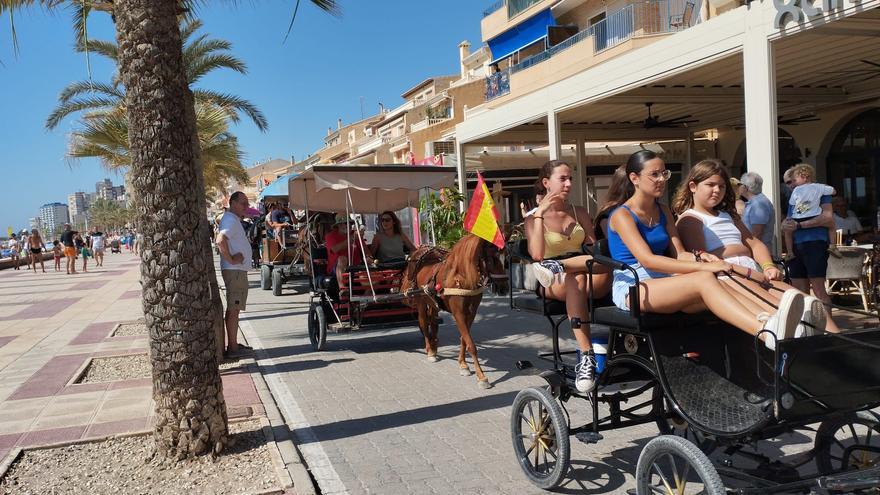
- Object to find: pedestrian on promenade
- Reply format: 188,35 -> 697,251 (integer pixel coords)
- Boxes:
20,230 -> 31,270
216,191 -> 253,358
90,229 -> 106,267
52,240 -> 62,272
740,172 -> 776,252
8,233 -> 20,270
28,229 -> 46,273
75,234 -> 90,273
60,224 -> 78,274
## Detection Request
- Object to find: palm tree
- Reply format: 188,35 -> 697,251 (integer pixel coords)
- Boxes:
46,20 -> 262,198
2,0 -> 340,461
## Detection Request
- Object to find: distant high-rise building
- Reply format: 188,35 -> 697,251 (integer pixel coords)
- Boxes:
29,217 -> 43,237
96,178 -> 114,200
68,191 -> 89,230
39,202 -> 69,237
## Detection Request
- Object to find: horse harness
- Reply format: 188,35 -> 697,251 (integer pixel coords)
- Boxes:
404,244 -> 503,309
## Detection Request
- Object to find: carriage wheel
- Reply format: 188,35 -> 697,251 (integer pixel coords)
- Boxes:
272,268 -> 283,296
260,265 -> 272,290
656,397 -> 716,454
510,387 -> 570,489
308,304 -> 327,351
636,435 -> 725,495
815,411 -> 880,475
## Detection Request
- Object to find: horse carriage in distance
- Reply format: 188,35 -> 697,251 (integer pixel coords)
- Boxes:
507,239 -> 880,494
257,173 -> 309,296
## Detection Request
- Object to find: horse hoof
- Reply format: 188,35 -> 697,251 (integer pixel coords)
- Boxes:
427,355 -> 439,363
459,368 -> 473,376
478,379 -> 492,389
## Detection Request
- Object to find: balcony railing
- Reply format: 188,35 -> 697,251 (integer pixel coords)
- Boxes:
483,0 -> 504,17
410,117 -> 453,132
508,0 -> 701,75
508,0 -> 542,18
485,69 -> 511,101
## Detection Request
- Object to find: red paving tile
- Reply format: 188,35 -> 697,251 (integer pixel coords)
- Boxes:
8,354 -> 89,400
20,425 -> 86,447
222,373 -> 260,406
84,418 -> 149,438
0,336 -> 14,348
58,383 -> 110,395
108,377 -> 152,390
69,321 -> 117,345
0,433 -> 22,450
70,280 -> 110,291
120,290 -> 141,300
0,297 -> 80,322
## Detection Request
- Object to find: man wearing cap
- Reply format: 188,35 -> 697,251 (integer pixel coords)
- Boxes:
216,191 -> 253,358
60,224 -> 78,275
324,214 -> 366,287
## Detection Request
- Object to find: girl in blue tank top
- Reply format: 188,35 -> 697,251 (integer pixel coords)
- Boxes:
605,151 -> 809,350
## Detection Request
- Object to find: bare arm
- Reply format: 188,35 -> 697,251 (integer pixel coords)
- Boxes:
402,233 -> 416,253
216,233 -> 244,265
675,214 -> 707,256
798,203 -> 834,229
751,223 -> 766,240
610,208 -> 709,274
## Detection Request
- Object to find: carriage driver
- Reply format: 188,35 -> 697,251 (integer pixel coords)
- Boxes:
325,214 -> 368,287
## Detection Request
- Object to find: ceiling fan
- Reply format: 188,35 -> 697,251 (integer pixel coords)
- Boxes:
641,102 -> 699,129
820,59 -> 880,82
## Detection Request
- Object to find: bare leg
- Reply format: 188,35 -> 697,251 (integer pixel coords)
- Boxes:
633,272 -> 766,337
718,278 -> 776,314
544,272 -> 611,351
225,308 -> 240,352
39,256 -> 45,273
335,256 -> 349,288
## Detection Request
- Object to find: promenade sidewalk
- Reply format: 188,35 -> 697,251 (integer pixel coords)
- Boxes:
0,252 -> 265,466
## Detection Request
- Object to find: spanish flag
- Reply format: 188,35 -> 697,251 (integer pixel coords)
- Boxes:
463,171 -> 505,249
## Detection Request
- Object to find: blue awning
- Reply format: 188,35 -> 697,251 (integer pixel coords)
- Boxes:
487,8 -> 555,63
258,173 -> 297,200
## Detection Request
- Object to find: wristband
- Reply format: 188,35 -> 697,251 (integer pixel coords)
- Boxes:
533,216 -> 543,220
760,261 -> 776,271
692,249 -> 704,262
746,268 -> 752,279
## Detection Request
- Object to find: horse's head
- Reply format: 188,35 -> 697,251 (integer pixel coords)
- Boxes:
479,241 -> 509,296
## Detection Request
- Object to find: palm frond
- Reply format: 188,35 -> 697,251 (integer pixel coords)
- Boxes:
74,37 -> 117,61
46,96 -> 121,130
187,53 -> 247,84
193,89 -> 268,132
179,18 -> 203,43
284,0 -> 342,43
58,80 -> 123,103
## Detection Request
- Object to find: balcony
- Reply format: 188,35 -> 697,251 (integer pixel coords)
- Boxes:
485,69 -> 511,101
410,117 -> 454,132
483,0 -> 544,19
491,0 -> 700,82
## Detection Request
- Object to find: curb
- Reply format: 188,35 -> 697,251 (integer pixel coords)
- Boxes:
218,271 -> 320,495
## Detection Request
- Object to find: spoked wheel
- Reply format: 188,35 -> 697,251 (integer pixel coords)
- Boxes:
815,411 -> 880,475
636,435 -> 725,495
260,265 -> 271,290
308,303 -> 327,351
510,387 -> 570,490
656,399 -> 716,454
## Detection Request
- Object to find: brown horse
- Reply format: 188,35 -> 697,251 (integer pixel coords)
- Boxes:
401,234 -> 509,389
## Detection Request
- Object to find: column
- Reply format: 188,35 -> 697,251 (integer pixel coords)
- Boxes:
455,139 -> 468,213
575,136 -> 588,210
547,110 -> 562,160
743,32 -> 780,253
685,132 -> 694,176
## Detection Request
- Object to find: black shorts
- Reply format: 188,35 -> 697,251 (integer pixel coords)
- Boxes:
30,248 -> 41,254
788,240 -> 828,279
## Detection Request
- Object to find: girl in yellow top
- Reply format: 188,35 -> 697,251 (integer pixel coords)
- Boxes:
524,160 -> 611,392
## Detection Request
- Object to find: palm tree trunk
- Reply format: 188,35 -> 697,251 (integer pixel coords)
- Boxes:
114,0 -> 228,460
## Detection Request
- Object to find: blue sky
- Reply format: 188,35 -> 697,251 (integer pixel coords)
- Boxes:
0,1 -> 484,231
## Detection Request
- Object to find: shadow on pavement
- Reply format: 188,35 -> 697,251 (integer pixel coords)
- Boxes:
293,390 -> 519,444
262,358 -> 355,375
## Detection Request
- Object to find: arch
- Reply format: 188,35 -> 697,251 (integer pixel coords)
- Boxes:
824,108 -> 880,223
816,105 -> 880,166
733,128 -> 802,178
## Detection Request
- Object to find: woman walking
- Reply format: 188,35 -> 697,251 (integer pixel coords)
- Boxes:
28,229 -> 46,273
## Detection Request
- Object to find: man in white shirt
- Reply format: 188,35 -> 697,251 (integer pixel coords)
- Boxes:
216,191 -> 253,357
7,233 -> 20,270
832,196 -> 868,242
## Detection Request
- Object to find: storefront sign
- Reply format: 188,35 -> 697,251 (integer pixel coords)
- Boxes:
774,0 -> 860,28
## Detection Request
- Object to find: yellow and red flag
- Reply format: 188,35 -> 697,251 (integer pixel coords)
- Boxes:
463,171 -> 505,249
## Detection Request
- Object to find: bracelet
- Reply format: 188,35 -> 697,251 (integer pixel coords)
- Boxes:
760,261 -> 776,271
533,216 -> 543,220
692,249 -> 704,262
746,268 -> 752,279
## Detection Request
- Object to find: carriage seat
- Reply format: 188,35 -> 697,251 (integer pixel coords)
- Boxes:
592,306 -> 723,331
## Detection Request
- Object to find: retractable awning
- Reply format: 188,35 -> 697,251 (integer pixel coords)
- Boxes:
258,172 -> 298,200
488,8 -> 555,63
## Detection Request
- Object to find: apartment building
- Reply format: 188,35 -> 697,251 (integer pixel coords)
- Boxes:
455,0 -> 880,236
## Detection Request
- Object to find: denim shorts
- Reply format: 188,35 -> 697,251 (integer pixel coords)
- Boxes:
611,264 -> 670,310
789,240 -> 829,279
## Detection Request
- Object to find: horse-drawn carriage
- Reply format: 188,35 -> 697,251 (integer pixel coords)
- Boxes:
284,164 -> 455,351
258,172 -> 308,296
507,240 -> 880,493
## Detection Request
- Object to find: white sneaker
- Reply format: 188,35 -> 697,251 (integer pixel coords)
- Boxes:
776,289 -> 805,341
800,296 -> 826,336
757,312 -> 778,350
575,350 -> 598,393
532,260 -> 564,288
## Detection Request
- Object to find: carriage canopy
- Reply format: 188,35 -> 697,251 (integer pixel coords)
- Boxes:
259,172 -> 299,200
287,164 -> 457,214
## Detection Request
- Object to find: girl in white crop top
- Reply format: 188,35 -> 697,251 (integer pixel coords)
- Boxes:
673,160 -> 840,333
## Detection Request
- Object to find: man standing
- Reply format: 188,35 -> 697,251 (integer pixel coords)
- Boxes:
216,191 -> 253,358
740,172 -> 776,252
60,224 -> 78,275
90,228 -> 106,267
